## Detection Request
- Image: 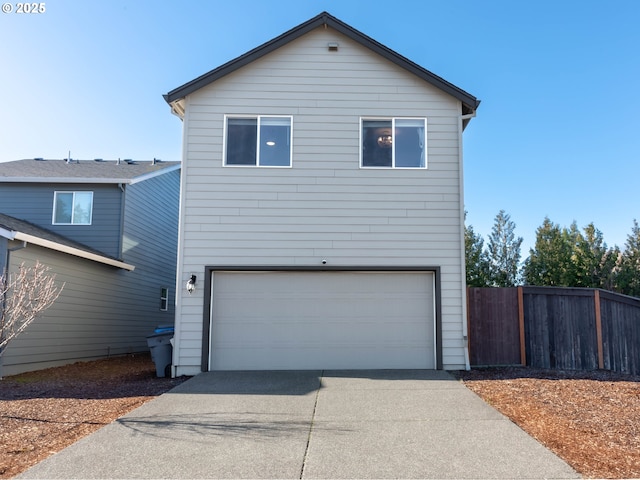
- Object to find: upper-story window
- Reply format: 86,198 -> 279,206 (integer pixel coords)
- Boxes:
53,191 -> 93,225
225,115 -> 292,167
361,118 -> 427,168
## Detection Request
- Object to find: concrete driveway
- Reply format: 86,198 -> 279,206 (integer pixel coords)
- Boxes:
19,370 -> 580,479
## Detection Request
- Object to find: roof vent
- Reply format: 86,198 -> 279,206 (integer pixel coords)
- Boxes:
152,157 -> 162,165
94,158 -> 104,162
124,159 -> 136,165
34,157 -> 45,161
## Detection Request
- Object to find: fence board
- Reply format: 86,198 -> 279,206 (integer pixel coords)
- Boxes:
522,287 -> 598,370
468,286 -> 640,375
600,292 -> 640,375
467,288 -> 520,366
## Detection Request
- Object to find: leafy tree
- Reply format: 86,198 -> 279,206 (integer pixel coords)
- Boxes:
523,217 -> 571,286
617,219 -> 640,297
573,222 -> 617,288
487,210 -> 523,286
524,218 -> 625,290
464,215 -> 491,287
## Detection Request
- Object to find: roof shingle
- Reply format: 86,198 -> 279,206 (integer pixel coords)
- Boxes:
0,159 -> 180,183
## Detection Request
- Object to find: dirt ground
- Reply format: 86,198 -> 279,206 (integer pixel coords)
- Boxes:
1,356 -> 639,479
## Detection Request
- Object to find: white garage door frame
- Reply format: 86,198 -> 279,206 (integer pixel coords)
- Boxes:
200,266 -> 442,371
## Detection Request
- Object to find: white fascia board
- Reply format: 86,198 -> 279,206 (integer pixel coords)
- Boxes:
129,163 -> 181,185
12,232 -> 135,271
0,226 -> 17,240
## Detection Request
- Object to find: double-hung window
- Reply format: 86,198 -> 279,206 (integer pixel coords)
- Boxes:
225,115 -> 292,167
53,191 -> 93,225
361,118 -> 427,168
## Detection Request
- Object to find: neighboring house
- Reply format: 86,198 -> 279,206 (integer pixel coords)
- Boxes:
164,12 -> 480,376
0,158 -> 180,376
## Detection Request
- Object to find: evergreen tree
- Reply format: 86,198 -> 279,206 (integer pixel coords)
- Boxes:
523,217 -> 571,286
617,219 -> 640,297
601,245 -> 623,292
487,210 -> 523,286
574,222 -> 615,288
464,215 -> 491,287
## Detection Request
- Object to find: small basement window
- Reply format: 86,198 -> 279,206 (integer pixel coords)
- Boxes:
225,115 -> 292,167
53,191 -> 94,225
361,118 -> 427,168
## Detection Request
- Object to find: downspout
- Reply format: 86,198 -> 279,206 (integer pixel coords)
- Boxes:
459,110 -> 476,370
117,183 -> 126,259
3,241 -> 27,277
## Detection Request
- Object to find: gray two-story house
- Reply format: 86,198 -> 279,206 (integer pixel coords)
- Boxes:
0,158 -> 180,376
165,12 -> 479,376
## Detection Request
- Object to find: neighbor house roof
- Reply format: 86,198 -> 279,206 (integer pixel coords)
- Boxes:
0,159 -> 180,184
164,11 -> 480,118
0,213 -> 135,271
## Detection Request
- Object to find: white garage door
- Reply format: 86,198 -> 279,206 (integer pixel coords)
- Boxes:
209,271 -> 435,370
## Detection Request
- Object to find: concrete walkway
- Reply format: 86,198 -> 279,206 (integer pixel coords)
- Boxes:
18,370 -> 580,479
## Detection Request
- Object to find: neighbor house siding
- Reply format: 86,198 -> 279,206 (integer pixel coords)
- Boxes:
0,243 -> 151,377
0,183 -> 123,258
121,169 -> 181,322
174,27 -> 466,374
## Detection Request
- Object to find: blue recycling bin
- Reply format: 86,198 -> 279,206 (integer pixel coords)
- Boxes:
146,326 -> 174,377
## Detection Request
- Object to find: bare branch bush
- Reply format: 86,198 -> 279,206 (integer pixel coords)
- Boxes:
0,261 -> 64,354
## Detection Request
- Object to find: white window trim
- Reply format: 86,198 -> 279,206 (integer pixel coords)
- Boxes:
52,191 -> 94,225
360,117 -> 428,169
160,287 -> 169,311
223,115 -> 293,168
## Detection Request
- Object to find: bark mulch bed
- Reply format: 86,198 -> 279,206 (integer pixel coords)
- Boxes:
0,354 -> 188,478
457,367 -> 640,479
1,356 -> 639,479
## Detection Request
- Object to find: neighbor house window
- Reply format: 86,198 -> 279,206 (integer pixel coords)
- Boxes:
361,118 -> 426,168
160,287 -> 169,311
225,116 -> 292,167
53,191 -> 93,225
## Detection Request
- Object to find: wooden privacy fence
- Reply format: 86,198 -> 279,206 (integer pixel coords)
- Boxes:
467,286 -> 640,375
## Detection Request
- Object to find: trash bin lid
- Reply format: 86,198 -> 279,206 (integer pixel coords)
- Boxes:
154,325 -> 174,334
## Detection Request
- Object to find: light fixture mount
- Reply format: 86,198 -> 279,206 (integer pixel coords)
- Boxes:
186,274 -> 197,294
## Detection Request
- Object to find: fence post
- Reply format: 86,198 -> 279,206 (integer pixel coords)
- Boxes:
518,286 -> 526,366
594,289 -> 604,369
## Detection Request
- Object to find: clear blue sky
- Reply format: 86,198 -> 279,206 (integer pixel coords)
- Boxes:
1,0 -> 638,254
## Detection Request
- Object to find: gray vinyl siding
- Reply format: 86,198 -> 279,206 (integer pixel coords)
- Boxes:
0,171 -> 180,377
0,183 -> 123,258
174,27 -> 467,373
0,243 -> 147,376
122,169 -> 180,321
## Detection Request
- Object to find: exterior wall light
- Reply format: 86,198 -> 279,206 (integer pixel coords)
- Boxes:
186,274 -> 197,294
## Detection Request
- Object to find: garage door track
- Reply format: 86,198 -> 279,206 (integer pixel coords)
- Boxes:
18,370 -> 580,479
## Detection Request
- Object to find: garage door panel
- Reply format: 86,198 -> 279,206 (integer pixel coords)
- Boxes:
210,271 -> 435,370
212,345 -> 431,370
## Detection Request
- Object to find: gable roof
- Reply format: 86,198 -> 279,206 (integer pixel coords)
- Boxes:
0,213 -> 135,271
0,159 -> 180,184
164,11 -> 480,117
